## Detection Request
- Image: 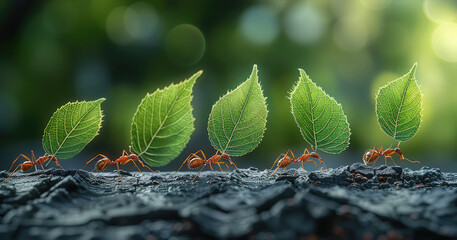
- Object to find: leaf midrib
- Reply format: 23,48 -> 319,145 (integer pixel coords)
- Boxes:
137,83 -> 189,157
222,76 -> 255,154
393,73 -> 414,140
304,79 -> 318,151
52,103 -> 97,156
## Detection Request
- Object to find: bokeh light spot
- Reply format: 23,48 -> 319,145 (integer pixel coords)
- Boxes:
124,2 -> 161,45
284,3 -> 327,45
239,5 -> 279,45
106,7 -> 130,45
424,0 -> 457,23
333,16 -> 367,51
165,24 -> 205,66
432,22 -> 457,62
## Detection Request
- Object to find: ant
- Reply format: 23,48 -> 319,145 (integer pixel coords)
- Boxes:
269,146 -> 327,176
1,151 -> 63,184
171,150 -> 237,184
362,142 -> 420,166
83,146 -> 158,182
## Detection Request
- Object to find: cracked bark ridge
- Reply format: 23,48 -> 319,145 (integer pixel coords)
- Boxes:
0,163 -> 456,239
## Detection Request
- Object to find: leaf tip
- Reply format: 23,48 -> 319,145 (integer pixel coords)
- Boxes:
193,70 -> 204,78
409,62 -> 418,75
96,98 -> 106,104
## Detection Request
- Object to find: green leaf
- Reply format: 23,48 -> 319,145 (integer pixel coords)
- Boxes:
290,69 -> 351,154
207,64 -> 268,156
130,71 -> 201,166
375,63 -> 422,142
42,98 -> 105,159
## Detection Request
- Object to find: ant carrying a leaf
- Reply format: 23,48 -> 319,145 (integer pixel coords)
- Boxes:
269,146 -> 327,176
171,150 -> 237,184
83,146 -> 158,182
362,142 -> 420,166
1,151 -> 63,184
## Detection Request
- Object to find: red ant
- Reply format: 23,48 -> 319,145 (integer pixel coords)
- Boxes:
1,151 -> 63,184
362,142 -> 420,166
171,150 -> 238,184
269,147 -> 327,176
83,146 -> 158,182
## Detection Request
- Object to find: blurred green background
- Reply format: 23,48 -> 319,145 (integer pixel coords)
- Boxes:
1,0 -> 456,171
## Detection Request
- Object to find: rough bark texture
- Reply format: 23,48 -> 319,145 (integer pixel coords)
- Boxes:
1,163 -> 456,239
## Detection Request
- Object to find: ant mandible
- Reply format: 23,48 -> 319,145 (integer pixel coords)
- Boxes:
83,146 -> 158,182
269,146 -> 327,176
1,151 -> 63,184
362,142 -> 420,166
171,150 -> 238,184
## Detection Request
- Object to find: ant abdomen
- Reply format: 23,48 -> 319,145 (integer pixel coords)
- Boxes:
277,157 -> 292,168
188,158 -> 203,169
20,161 -> 34,172
95,158 -> 110,171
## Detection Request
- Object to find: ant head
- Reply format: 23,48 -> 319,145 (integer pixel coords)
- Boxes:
278,156 -> 292,168
95,158 -> 110,171
362,149 -> 379,164
188,157 -> 203,169
129,154 -> 139,160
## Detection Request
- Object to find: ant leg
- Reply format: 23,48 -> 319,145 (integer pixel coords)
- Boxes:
216,162 -> 226,174
318,157 -> 328,171
209,162 -> 214,171
286,149 -> 295,161
189,164 -> 207,184
31,151 -> 38,172
193,150 -> 206,160
304,148 -> 310,155
136,159 -> 159,173
89,162 -> 109,182
217,162 -> 231,173
7,154 -> 31,173
171,155 -> 192,175
122,150 -> 129,157
293,162 -> 301,176
269,166 -> 281,176
230,161 -> 238,169
53,159 -> 64,170
0,164 -> 22,184
303,159 -> 324,174
402,156 -> 420,164
126,159 -> 142,174
89,170 -> 103,182
269,153 -> 288,171
386,155 -> 397,166
116,163 -> 123,182
83,154 -> 109,170
374,145 -> 381,153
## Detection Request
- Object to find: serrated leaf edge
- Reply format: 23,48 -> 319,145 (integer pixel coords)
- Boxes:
42,98 -> 105,158
289,69 -> 351,154
374,63 -> 423,142
131,71 -> 201,159
207,64 -> 268,157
